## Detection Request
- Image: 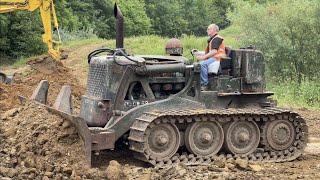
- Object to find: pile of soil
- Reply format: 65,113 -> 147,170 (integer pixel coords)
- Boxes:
0,102 -> 108,179
0,57 -> 85,114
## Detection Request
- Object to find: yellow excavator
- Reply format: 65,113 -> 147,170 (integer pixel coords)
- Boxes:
0,0 -> 62,60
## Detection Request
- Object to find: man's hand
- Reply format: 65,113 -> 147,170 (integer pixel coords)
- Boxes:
196,55 -> 206,61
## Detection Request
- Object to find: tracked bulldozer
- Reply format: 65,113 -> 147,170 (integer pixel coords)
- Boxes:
31,3 -> 308,167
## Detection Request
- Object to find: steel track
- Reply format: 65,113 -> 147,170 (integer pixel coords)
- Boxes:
128,107 -> 308,167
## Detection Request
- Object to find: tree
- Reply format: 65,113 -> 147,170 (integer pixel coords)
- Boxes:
0,11 -> 46,58
228,0 -> 320,83
118,0 -> 151,36
145,1 -> 188,37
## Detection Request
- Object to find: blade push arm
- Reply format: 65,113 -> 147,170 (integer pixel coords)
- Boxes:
0,0 -> 61,60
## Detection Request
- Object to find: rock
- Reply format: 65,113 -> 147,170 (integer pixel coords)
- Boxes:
62,120 -> 71,129
176,163 -> 187,176
221,172 -> 232,179
42,176 -> 50,180
208,165 -> 224,172
28,173 -> 35,179
0,167 -> 18,178
249,164 -> 263,172
1,108 -> 20,120
226,158 -> 235,164
1,177 -> 12,180
235,158 -> 249,170
225,163 -> 236,171
214,158 -> 226,168
10,147 -> 16,155
24,156 -> 36,168
44,171 -> 53,177
208,173 -> 220,179
106,160 -> 124,180
45,164 -> 54,172
64,127 -> 76,136
4,128 -> 16,137
62,166 -> 73,175
36,136 -> 49,145
162,166 -> 176,177
140,172 -> 152,180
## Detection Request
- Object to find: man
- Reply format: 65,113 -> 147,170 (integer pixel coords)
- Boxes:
196,24 -> 226,91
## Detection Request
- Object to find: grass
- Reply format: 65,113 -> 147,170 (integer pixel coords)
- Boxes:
63,37 -> 106,49
268,81 -> 320,109
122,26 -> 241,60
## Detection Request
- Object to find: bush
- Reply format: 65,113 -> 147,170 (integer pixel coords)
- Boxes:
228,0 -> 320,83
58,29 -> 97,42
268,81 -> 320,108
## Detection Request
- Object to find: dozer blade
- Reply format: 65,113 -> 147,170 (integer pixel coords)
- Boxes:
30,80 -> 93,166
46,107 -> 92,166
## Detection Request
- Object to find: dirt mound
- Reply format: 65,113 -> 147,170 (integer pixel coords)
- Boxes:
27,56 -> 67,75
296,108 -> 320,138
0,102 -> 108,179
0,57 -> 85,114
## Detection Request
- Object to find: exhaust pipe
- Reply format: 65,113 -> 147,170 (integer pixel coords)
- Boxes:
114,3 -> 124,49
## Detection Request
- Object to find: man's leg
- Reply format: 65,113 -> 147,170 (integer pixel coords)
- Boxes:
200,58 -> 216,86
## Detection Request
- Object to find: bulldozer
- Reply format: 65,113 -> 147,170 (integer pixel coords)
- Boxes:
30,3 -> 308,167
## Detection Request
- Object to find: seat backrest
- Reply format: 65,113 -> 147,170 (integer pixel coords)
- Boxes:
218,46 -> 233,75
225,46 -> 232,57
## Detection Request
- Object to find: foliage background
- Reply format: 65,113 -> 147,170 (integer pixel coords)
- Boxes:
0,0 -> 232,58
0,0 -> 319,108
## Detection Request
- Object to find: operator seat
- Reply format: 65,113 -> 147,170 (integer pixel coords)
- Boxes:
219,46 -> 233,75
208,46 -> 233,75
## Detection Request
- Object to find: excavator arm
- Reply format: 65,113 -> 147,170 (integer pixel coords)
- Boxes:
0,0 -> 61,60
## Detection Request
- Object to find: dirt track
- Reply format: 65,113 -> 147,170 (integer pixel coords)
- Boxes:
1,44 -> 320,179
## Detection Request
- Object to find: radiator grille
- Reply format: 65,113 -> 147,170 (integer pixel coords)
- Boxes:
86,63 -> 107,98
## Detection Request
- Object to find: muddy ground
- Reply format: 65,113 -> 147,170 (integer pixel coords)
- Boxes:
1,44 -> 320,179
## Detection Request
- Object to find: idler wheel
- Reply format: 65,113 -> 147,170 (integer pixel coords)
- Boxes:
145,123 -> 180,161
224,120 -> 260,155
185,121 -> 224,156
265,120 -> 295,151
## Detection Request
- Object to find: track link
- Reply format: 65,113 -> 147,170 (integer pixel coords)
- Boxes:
128,107 -> 308,167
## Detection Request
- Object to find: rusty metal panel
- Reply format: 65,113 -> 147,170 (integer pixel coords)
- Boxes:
240,50 -> 265,84
91,131 -> 115,151
231,50 -> 242,77
80,95 -> 111,127
242,82 -> 266,92
217,77 -> 241,94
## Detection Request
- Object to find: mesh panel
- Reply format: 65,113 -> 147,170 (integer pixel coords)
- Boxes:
86,63 -> 107,98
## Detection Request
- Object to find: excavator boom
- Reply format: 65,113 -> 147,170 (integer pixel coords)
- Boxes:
0,0 -> 62,60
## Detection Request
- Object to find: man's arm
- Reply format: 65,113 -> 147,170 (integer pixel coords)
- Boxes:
195,49 -> 217,60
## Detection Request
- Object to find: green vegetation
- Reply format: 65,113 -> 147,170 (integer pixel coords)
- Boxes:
227,0 -> 320,108
63,37 -> 105,49
228,0 -> 320,84
0,0 -> 232,59
268,82 -> 320,109
0,0 -> 319,108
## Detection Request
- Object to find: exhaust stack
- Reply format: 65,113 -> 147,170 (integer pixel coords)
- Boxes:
114,3 -> 124,49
